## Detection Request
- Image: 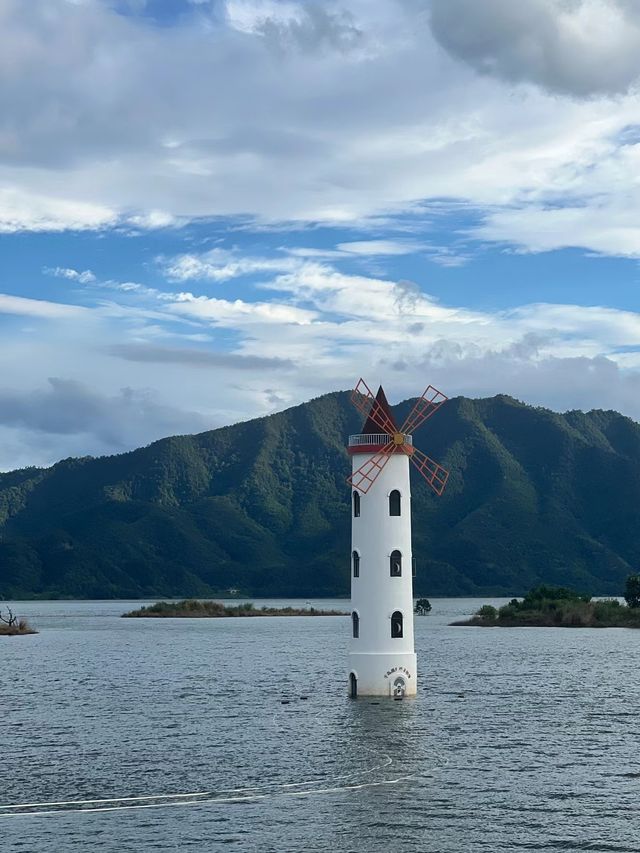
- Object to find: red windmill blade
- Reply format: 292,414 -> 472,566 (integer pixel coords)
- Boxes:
400,385 -> 448,435
348,441 -> 396,494
351,378 -> 397,437
408,446 -> 449,496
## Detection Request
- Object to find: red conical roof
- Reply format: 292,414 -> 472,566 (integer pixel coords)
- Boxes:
361,386 -> 398,434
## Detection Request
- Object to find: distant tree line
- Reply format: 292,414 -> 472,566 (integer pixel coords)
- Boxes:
456,574 -> 640,629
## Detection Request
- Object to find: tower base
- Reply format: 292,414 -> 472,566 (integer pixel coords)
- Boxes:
348,652 -> 417,697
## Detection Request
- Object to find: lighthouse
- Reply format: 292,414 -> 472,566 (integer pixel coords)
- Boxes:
346,380 -> 449,698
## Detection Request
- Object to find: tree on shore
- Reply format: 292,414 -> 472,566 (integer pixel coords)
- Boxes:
624,575 -> 640,609
0,607 -> 18,630
453,584 -> 640,628
414,598 -> 432,615
0,607 -> 35,635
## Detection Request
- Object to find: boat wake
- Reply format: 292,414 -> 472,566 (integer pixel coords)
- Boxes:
0,751 -> 448,818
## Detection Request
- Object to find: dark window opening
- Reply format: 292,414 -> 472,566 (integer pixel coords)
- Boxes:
353,491 -> 360,518
391,610 -> 403,639
352,550 -> 360,578
349,672 -> 358,698
352,611 -> 359,638
390,549 -> 402,577
389,489 -> 401,516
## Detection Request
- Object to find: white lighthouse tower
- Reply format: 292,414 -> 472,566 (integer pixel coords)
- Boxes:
346,380 -> 449,698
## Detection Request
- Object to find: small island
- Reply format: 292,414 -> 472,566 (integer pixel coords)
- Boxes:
122,599 -> 347,618
452,579 -> 640,629
0,607 -> 37,636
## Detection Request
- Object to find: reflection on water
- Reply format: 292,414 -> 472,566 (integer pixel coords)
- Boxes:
2,598 -> 640,851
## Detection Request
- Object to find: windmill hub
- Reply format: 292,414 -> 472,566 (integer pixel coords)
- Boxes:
346,379 -> 449,699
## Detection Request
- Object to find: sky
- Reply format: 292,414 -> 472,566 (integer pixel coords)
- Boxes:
3,0 -> 640,470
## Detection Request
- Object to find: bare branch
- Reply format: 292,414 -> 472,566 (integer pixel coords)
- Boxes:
0,607 -> 17,627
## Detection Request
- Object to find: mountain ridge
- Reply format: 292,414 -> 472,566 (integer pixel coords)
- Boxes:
1,391 -> 639,599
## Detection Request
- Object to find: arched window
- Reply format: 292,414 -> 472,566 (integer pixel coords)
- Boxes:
389,489 -> 401,516
390,550 -> 402,577
353,491 -> 360,518
391,610 -> 403,639
352,611 -> 359,638
349,672 -> 358,698
352,550 -> 360,578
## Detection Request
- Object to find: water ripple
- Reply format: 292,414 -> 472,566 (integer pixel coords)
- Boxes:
2,598 -> 639,851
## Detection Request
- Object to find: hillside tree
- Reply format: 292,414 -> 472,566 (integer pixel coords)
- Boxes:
624,575 -> 640,608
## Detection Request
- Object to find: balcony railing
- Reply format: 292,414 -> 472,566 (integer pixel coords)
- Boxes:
348,433 -> 413,447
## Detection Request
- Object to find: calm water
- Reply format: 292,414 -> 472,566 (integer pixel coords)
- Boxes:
2,598 -> 640,852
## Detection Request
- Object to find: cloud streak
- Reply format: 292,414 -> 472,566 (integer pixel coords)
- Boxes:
107,342 -> 294,370
0,294 -> 89,319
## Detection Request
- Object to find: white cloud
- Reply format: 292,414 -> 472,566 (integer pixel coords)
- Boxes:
475,201 -> 640,258
422,244 -> 471,267
226,0 -> 305,34
0,293 -> 89,319
161,241 -> 426,285
44,266 -> 96,284
167,291 -> 317,325
0,187 -> 116,233
335,240 -> 423,256
162,248 -> 298,282
284,246 -> 346,259
126,209 -> 177,229
283,238 -> 470,266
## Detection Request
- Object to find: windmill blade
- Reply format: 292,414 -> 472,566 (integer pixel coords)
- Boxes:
409,447 -> 449,496
400,385 -> 448,435
351,378 -> 397,436
347,442 -> 395,494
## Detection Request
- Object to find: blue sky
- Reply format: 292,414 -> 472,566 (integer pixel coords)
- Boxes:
3,0 -> 640,470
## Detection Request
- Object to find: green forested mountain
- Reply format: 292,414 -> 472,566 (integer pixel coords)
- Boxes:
1,392 -> 639,599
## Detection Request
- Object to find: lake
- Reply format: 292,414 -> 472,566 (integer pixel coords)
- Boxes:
2,597 -> 639,852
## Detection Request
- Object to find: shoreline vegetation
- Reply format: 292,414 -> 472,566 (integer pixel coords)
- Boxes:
451,583 -> 640,629
122,600 -> 348,618
0,607 -> 37,636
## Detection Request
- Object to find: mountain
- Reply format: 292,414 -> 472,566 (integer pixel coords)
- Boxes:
1,392 -> 640,599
